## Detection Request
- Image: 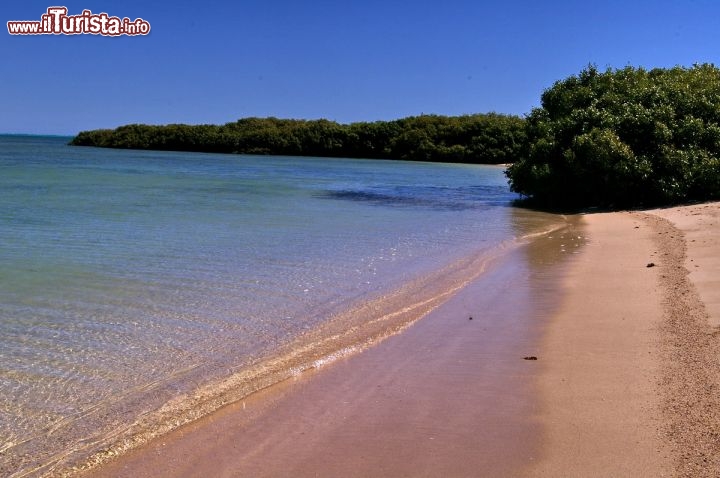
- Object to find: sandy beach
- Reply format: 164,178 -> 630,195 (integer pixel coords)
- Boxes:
81,202 -> 720,478
526,212 -> 671,476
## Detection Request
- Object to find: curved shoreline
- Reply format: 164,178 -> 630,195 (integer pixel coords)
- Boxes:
46,217 -> 566,477
50,202 -> 720,477
74,218 -> 578,477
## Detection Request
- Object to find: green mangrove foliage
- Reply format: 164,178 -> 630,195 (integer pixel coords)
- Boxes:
72,65 -> 720,209
71,114 -> 526,165
506,64 -> 720,209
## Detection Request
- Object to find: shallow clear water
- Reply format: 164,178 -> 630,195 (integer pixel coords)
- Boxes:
0,136 -> 556,475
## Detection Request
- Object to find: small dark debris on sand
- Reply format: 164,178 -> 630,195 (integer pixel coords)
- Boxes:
523,356 -> 538,361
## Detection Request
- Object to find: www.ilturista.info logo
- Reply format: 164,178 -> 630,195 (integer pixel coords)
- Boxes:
7,7 -> 150,36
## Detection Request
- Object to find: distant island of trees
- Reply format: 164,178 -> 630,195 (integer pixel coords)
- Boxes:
72,64 -> 720,209
70,114 -> 525,165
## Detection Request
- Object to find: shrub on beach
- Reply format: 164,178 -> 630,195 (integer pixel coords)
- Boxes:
506,64 -> 720,209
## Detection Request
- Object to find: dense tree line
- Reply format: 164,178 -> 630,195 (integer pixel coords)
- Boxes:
506,64 -> 720,209
70,114 -> 526,165
72,65 -> 720,209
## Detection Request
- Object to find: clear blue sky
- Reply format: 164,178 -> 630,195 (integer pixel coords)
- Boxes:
3,0 -> 719,135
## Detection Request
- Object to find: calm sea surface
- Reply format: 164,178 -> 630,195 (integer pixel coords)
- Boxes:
0,135 -> 561,475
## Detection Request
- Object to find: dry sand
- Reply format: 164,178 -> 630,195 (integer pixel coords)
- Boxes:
528,202 -> 720,477
81,202 -> 720,478
644,203 -> 720,477
525,212 -> 672,476
651,203 -> 720,328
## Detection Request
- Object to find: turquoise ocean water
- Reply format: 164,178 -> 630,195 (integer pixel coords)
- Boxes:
0,135 -> 561,476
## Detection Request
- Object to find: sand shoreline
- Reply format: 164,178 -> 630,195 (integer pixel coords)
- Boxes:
80,202 -> 719,477
81,218 -> 579,477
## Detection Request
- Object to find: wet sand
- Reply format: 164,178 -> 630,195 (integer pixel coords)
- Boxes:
83,224 -> 579,478
82,202 -> 720,477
